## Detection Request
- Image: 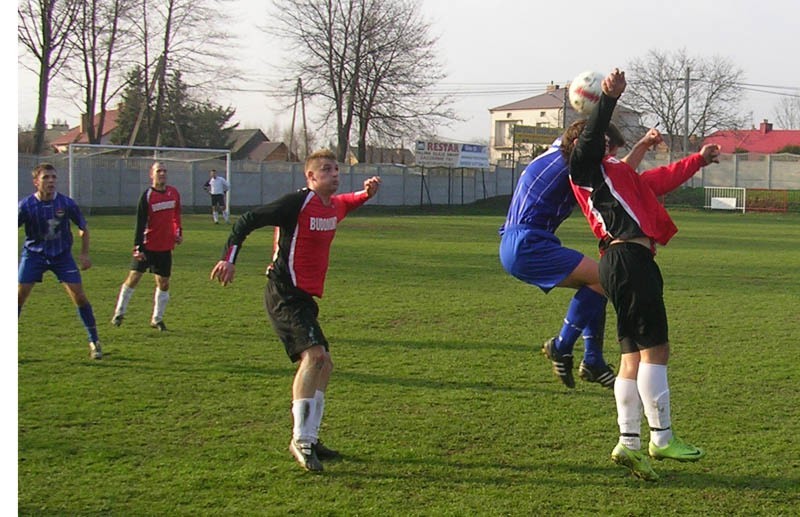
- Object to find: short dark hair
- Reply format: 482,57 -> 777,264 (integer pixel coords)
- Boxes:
560,119 -> 587,160
560,121 -> 625,160
607,123 -> 625,149
32,162 -> 56,179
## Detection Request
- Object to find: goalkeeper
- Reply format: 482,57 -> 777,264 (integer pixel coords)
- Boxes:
567,68 -> 719,481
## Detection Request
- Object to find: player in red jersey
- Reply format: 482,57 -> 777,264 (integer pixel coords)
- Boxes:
566,69 -> 719,481
211,149 -> 381,473
112,162 -> 183,331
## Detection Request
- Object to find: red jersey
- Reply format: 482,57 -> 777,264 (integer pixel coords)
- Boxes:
222,188 -> 369,297
135,186 -> 182,252
569,93 -> 707,249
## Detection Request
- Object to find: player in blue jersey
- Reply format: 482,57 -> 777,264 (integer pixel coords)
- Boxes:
499,126 -> 651,388
18,163 -> 102,359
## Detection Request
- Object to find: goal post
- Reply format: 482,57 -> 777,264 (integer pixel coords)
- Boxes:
704,186 -> 746,213
68,143 -> 232,213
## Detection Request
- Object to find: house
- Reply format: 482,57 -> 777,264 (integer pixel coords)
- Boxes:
703,120 -> 800,154
227,129 -> 296,162
18,122 -> 71,155
51,109 -> 120,153
347,146 -> 415,165
489,84 -> 642,165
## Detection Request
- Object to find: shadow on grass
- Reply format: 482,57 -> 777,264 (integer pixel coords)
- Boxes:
319,453 -> 800,494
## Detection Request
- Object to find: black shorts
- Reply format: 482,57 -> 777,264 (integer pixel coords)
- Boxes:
130,249 -> 173,277
211,194 -> 226,208
264,278 -> 328,363
598,242 -> 668,351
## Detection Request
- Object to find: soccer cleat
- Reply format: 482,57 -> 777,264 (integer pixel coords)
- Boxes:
649,436 -> 705,462
611,443 -> 659,481
579,361 -> 616,388
111,314 -> 124,327
150,320 -> 168,332
89,341 -> 103,360
541,337 -> 575,388
313,441 -> 341,461
290,440 -> 323,472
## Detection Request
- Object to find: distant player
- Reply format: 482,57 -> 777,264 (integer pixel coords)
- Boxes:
203,169 -> 229,224
18,163 -> 102,359
210,149 -> 381,473
112,162 -> 183,331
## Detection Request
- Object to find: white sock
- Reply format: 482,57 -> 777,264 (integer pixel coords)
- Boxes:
292,398 -> 316,443
213,211 -> 219,223
114,284 -> 135,316
615,376 -> 643,450
152,288 -> 170,323
638,362 -> 673,447
311,390 -> 326,442
223,210 -> 229,223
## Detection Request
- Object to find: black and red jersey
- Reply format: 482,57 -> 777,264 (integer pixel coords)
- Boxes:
221,188 -> 370,298
135,186 -> 182,252
569,93 -> 706,249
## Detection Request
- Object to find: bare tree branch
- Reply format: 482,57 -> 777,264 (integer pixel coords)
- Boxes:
18,0 -> 81,153
625,48 -> 746,154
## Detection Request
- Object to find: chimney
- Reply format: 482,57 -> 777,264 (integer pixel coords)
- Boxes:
546,82 -> 560,93
759,119 -> 773,134
80,113 -> 91,135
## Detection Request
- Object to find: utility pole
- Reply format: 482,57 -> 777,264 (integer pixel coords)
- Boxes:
289,78 -> 310,161
289,78 -> 300,161
683,67 -> 690,157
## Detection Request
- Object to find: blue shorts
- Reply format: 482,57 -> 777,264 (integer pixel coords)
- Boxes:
499,227 -> 584,293
18,249 -> 82,284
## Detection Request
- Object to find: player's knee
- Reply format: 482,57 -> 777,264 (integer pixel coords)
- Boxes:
322,353 -> 333,375
304,346 -> 330,370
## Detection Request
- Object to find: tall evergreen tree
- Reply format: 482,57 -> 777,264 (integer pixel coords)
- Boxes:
112,67 -> 236,148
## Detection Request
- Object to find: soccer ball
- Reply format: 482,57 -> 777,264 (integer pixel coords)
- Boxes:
568,70 -> 604,116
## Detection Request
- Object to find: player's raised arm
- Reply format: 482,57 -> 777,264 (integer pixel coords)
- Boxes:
363,176 -> 382,198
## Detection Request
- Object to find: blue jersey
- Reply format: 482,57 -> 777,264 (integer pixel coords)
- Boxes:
500,140 -> 575,234
18,192 -> 87,258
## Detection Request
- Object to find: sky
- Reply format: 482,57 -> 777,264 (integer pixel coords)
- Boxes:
15,0 -> 800,145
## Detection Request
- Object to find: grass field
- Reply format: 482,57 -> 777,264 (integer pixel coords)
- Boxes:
17,206 -> 800,515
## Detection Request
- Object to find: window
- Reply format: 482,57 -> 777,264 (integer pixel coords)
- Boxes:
495,120 -> 520,147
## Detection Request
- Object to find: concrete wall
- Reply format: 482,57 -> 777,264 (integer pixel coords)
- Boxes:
17,152 -> 800,213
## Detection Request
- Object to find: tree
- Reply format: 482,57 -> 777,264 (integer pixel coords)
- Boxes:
112,66 -> 237,148
18,0 -> 80,154
65,0 -> 136,144
625,49 -> 746,156
773,93 -> 800,129
112,67 -> 151,146
269,0 -> 454,163
127,0 -> 239,145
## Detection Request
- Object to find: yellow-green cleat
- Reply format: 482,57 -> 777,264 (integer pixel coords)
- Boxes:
611,443 -> 659,481
649,436 -> 705,462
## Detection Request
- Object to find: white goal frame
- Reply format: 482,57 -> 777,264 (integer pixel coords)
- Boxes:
68,143 -> 232,212
704,186 -> 746,213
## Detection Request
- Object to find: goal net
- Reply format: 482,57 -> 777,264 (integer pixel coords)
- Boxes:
67,143 -> 232,214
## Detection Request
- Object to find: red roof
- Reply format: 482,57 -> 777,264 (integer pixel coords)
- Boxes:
51,109 -> 120,147
703,121 -> 800,153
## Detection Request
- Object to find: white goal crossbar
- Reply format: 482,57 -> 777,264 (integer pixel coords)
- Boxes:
704,186 -> 746,213
68,143 -> 232,211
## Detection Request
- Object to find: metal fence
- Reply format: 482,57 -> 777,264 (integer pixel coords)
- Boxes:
17,151 -> 800,212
